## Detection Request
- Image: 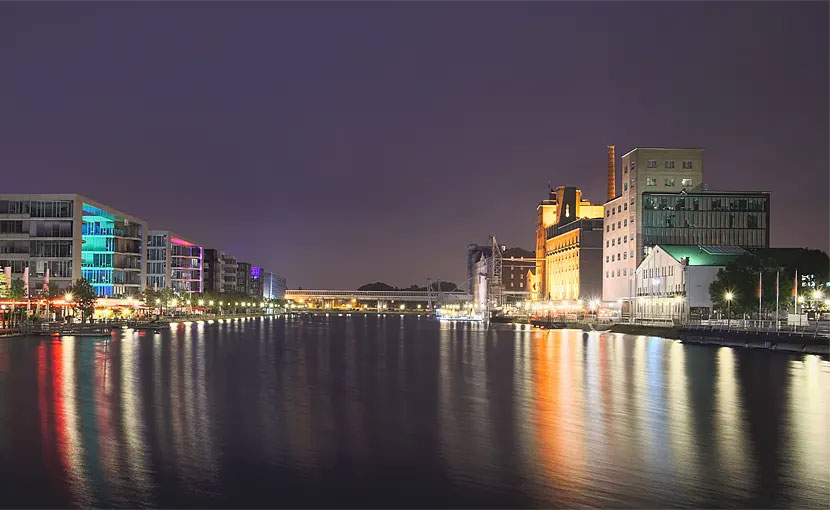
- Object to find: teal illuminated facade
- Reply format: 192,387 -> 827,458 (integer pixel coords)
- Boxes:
0,194 -> 147,297
81,201 -> 146,297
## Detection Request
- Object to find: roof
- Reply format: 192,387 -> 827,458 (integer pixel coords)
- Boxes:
659,245 -> 747,266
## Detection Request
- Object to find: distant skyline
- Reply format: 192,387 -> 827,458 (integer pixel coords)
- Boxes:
1,2 -> 827,288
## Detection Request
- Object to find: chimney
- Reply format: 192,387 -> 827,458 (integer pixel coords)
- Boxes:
607,145 -> 616,200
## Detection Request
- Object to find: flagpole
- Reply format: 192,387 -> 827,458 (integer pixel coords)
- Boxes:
758,272 -> 762,322
775,270 -> 779,331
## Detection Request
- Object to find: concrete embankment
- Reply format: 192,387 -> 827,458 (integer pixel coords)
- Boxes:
524,320 -> 829,356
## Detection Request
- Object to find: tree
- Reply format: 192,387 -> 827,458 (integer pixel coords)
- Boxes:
6,278 -> 25,327
69,278 -> 97,323
8,278 -> 25,300
709,249 -> 829,316
358,282 -> 395,291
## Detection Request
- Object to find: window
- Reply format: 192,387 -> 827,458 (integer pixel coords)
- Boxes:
623,268 -> 627,276
612,224 -> 615,231
624,219 -> 627,226
617,221 -> 621,228
612,208 -> 615,216
618,205 -> 622,213
647,178 -> 657,186
624,182 -> 628,191
665,178 -> 675,186
605,271 -> 609,278
647,160 -> 657,168
606,256 -> 609,262
612,239 -> 615,246
748,215 -> 758,229
623,235 -> 627,242
606,210 -> 610,217
623,252 -> 627,260
624,166 -> 628,174
606,240 -> 609,247
665,160 -> 675,169
681,178 -> 693,187
617,253 -> 621,261
617,269 -> 621,276
624,203 -> 627,211
682,160 -> 693,169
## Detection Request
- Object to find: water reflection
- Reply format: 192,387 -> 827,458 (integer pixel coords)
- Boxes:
0,317 -> 827,508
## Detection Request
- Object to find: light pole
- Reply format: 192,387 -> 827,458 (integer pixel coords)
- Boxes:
725,291 -> 734,329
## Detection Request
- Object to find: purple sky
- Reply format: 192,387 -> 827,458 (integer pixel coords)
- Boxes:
1,2 -> 827,289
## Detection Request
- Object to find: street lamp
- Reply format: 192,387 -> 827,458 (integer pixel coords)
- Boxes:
725,291 -> 734,328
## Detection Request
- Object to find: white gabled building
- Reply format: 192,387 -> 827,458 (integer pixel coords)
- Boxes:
634,244 -> 746,323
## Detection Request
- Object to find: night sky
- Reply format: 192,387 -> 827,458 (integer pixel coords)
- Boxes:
1,2 -> 827,289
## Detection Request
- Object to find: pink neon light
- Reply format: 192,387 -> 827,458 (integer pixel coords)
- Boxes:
171,237 -> 196,247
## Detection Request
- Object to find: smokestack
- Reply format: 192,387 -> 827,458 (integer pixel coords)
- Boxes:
607,145 -> 616,200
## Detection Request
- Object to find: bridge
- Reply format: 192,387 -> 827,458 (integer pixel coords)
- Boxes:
285,289 -> 471,308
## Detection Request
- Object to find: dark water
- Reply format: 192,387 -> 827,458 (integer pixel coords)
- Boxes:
0,315 -> 827,508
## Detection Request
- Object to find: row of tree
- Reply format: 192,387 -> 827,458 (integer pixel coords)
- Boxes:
139,287 -> 287,313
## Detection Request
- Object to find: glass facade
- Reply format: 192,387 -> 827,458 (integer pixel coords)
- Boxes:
81,202 -> 144,297
641,192 -> 769,253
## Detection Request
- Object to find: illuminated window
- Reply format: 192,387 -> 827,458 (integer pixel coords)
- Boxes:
682,178 -> 693,187
647,160 -> 657,168
665,160 -> 675,169
647,178 -> 657,186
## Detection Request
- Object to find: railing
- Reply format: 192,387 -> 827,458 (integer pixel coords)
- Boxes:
683,318 -> 830,338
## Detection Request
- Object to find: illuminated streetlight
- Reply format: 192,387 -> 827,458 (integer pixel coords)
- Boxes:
65,293 -> 73,301
813,290 -> 823,300
199,300 -> 205,306
209,300 -> 214,306
155,298 -> 161,304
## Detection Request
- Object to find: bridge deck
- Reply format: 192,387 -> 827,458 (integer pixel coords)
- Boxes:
285,290 -> 471,301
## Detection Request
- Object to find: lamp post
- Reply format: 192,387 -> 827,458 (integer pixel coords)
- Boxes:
725,291 -> 734,329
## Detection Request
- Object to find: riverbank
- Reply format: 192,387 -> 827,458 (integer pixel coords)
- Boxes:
522,319 -> 828,356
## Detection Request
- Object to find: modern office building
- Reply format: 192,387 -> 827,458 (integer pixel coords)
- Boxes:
223,254 -> 238,293
535,186 -> 605,301
634,244 -> 746,322
605,187 -> 770,306
203,248 -> 225,294
0,194 -> 147,297
236,261 -> 252,297
251,266 -> 262,298
146,231 -> 203,294
603,147 -> 705,303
